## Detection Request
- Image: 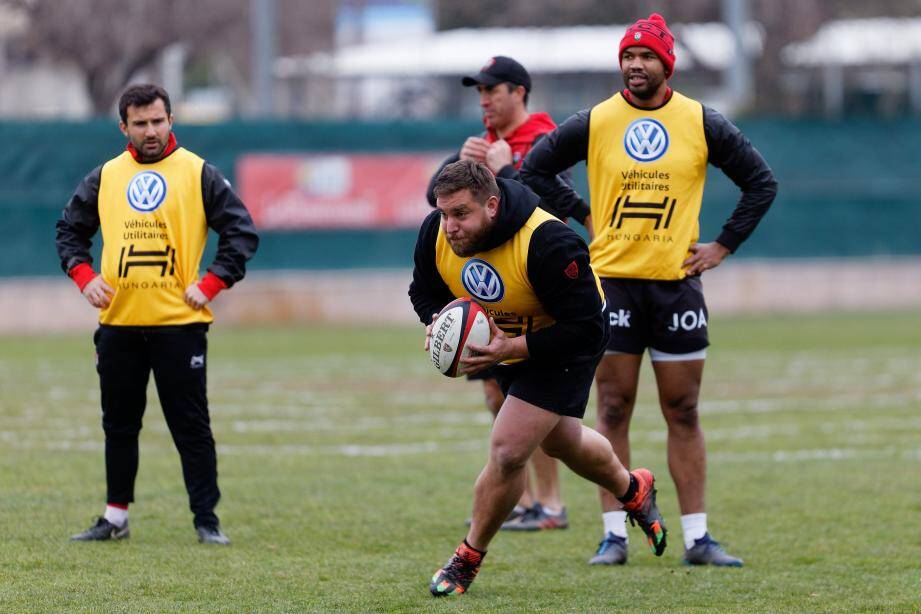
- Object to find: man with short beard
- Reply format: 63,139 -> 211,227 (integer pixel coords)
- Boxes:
521,13 -> 777,567
56,84 -> 258,545
425,56 -> 581,532
409,160 -> 668,597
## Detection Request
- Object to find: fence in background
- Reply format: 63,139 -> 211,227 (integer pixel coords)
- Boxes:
3,116 -> 921,278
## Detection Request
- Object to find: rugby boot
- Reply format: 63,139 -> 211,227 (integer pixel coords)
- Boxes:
620,468 -> 668,556
70,517 -> 129,541
502,503 -> 569,531
683,533 -> 743,567
429,541 -> 484,597
588,532 -> 628,565
196,524 -> 231,545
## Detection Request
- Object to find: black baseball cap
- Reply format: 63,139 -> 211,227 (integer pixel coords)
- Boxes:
462,56 -> 532,91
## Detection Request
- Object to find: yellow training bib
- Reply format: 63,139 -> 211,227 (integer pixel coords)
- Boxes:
435,208 -> 559,351
587,91 -> 709,280
96,148 -> 210,326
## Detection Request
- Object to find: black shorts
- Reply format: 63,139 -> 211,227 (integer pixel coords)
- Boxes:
601,277 -> 709,355
466,366 -> 499,382
491,356 -> 601,419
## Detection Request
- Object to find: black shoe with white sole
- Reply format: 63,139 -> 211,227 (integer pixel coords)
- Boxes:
70,517 -> 129,541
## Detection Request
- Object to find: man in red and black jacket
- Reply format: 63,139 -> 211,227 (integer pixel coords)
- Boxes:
56,84 -> 258,545
424,57 -> 583,532
426,56 -> 587,222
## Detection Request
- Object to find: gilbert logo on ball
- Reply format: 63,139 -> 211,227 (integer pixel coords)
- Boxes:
430,297 -> 490,378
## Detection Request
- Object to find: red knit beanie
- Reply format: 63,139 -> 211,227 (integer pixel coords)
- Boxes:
619,13 -> 676,78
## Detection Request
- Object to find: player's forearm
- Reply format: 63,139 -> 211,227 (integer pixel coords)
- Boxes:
409,280 -> 448,325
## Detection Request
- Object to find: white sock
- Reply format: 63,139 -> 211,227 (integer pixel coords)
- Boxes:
104,505 -> 128,527
541,504 -> 562,516
681,513 -> 707,549
602,511 -> 628,540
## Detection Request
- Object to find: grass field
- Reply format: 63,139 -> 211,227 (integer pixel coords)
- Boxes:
1,311 -> 920,612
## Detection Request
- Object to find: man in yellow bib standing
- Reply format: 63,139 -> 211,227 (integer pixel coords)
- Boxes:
411,160 -> 668,597
56,84 -> 259,544
521,14 -> 777,567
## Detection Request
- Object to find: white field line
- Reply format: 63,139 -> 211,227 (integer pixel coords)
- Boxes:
699,391 -> 921,415
2,430 -> 919,463
3,404 -> 921,441
10,384 -> 918,420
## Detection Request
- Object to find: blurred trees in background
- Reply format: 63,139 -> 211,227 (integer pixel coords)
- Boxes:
1,0 -> 337,114
3,0 -> 921,116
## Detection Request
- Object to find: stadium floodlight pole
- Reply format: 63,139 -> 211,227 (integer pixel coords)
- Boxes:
722,0 -> 752,114
251,0 -> 277,117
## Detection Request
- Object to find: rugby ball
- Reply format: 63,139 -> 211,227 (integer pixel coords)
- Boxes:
429,298 -> 491,378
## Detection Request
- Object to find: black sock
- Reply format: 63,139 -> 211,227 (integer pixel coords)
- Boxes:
615,473 -> 638,505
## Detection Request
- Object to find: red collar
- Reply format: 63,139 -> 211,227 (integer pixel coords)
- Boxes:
622,86 -> 673,109
485,112 -> 557,146
127,132 -> 178,163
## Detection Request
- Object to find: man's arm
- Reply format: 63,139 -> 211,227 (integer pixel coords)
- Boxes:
524,221 -> 606,363
408,210 -> 455,323
519,110 -> 592,224
703,106 -> 778,252
55,166 -> 102,278
55,166 -> 115,306
196,163 -> 259,304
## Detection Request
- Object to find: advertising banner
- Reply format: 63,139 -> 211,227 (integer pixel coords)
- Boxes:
237,153 -> 445,229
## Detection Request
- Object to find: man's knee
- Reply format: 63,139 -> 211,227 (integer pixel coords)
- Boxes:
596,383 -> 634,430
662,393 -> 700,430
490,438 -> 531,475
103,420 -> 142,441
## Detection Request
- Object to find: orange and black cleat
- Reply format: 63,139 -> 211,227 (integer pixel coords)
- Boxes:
621,468 -> 668,556
429,540 -> 484,597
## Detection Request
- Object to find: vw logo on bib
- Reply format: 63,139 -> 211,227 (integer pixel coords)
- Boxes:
461,259 -> 504,302
126,171 -> 167,213
623,118 -> 669,162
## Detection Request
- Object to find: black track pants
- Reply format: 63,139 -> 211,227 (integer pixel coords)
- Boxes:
95,325 -> 220,528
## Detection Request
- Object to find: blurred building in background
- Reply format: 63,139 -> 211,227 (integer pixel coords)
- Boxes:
275,21 -> 764,120
1,0 -> 921,121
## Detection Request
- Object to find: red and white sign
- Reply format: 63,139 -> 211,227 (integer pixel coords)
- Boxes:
237,153 -> 444,229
